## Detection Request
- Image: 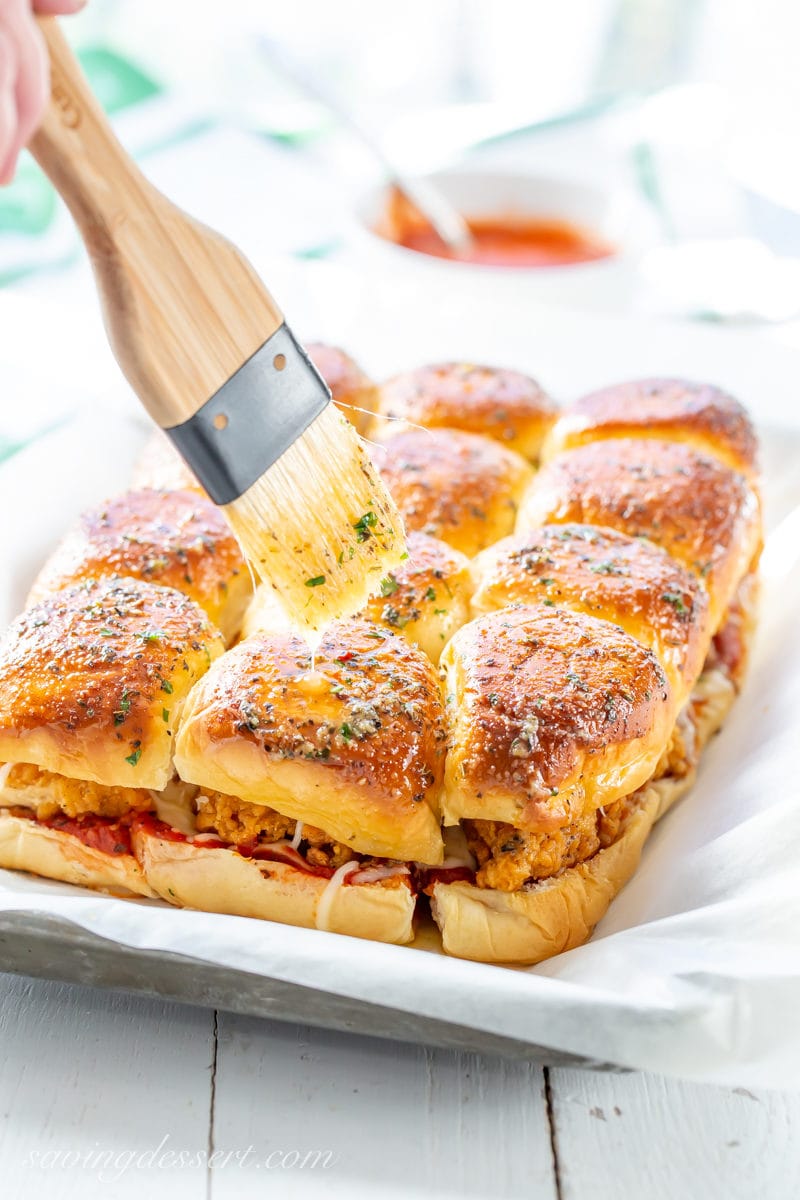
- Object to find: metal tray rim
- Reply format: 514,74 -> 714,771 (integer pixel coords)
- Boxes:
0,909 -> 626,1071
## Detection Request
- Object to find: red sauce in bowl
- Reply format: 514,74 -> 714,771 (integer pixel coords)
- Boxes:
376,188 -> 614,269
398,217 -> 614,269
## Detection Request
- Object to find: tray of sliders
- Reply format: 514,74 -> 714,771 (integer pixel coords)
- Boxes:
0,317 -> 796,1079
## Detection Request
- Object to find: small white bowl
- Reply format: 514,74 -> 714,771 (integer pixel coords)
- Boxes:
351,168 -> 659,311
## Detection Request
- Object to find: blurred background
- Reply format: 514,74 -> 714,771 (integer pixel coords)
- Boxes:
2,0 -> 800,456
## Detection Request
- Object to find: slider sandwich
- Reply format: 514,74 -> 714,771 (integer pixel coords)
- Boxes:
27,487 -> 252,644
372,361 -> 558,462
0,478 -> 250,895
134,618 -> 447,944
371,428 -> 533,557
541,377 -> 759,478
0,577 -> 224,895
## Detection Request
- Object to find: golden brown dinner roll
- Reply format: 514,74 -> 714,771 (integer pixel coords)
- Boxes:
175,619 -> 446,864
516,439 -> 761,629
0,578 -> 224,791
359,532 -> 472,663
440,605 -> 673,830
133,815 -> 416,944
27,489 -> 252,643
372,428 -> 532,557
470,524 -> 711,701
130,429 -> 205,494
373,362 -> 557,460
543,378 -> 758,478
430,792 -> 658,964
243,531 -> 472,664
306,342 -> 378,435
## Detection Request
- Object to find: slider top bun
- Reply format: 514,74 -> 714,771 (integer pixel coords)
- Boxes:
359,532 -> 472,664
130,430 -> 204,494
373,362 -> 557,461
543,378 -> 758,478
174,618 -> 447,864
517,439 -> 761,629
27,489 -> 252,644
0,578 -> 225,791
470,524 -> 711,702
441,605 -> 673,830
305,342 -> 378,436
372,428 -> 533,557
241,532 -> 472,665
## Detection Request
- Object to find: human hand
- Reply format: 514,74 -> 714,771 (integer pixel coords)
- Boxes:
0,0 -> 86,183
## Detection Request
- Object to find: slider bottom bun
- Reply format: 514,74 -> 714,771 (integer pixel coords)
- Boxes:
133,827 -> 416,945
430,794 -> 658,965
0,810 -> 155,898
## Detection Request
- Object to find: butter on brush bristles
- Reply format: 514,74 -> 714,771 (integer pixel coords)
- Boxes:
223,405 -> 407,641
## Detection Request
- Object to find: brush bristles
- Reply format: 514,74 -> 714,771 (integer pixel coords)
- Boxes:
223,405 -> 407,639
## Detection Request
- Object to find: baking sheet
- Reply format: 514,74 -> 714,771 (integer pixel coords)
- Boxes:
1,289 -> 800,1088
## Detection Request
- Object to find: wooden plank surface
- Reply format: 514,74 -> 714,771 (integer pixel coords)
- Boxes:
2,971 -> 799,1200
208,1011 -> 558,1199
548,1067 -> 800,1200
0,974 -> 214,1200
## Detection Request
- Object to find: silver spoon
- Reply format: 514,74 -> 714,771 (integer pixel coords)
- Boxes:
258,36 -> 475,258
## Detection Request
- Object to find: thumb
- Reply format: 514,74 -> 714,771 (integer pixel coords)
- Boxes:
0,29 -> 20,185
32,1 -> 88,15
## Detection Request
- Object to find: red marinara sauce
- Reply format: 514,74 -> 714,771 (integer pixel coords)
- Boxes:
396,217 -> 614,269
376,189 -> 614,269
42,811 -> 134,856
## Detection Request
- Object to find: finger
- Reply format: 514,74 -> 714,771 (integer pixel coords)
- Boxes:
10,12 -> 48,150
33,0 -> 87,14
0,28 -> 21,184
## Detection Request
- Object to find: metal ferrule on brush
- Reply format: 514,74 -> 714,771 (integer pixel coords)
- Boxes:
165,324 -> 332,505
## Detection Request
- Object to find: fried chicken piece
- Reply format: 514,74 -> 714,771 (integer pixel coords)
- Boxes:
301,826 -> 356,869
597,792 -> 645,849
194,790 -> 355,868
464,809 -> 601,892
464,788 -> 653,892
2,763 -> 153,822
195,791 -> 294,843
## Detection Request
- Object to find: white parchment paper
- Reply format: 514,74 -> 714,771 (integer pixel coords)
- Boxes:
1,292 -> 799,1088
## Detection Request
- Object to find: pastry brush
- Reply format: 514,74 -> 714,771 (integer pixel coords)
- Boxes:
28,17 -> 406,638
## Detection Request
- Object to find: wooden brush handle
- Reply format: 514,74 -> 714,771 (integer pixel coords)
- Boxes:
29,17 -> 284,428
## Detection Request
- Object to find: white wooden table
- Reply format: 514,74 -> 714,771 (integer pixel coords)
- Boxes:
2,971 -> 798,1199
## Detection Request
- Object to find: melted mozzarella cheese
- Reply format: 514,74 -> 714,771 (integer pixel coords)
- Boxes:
315,861 -> 360,931
150,780 -> 198,836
